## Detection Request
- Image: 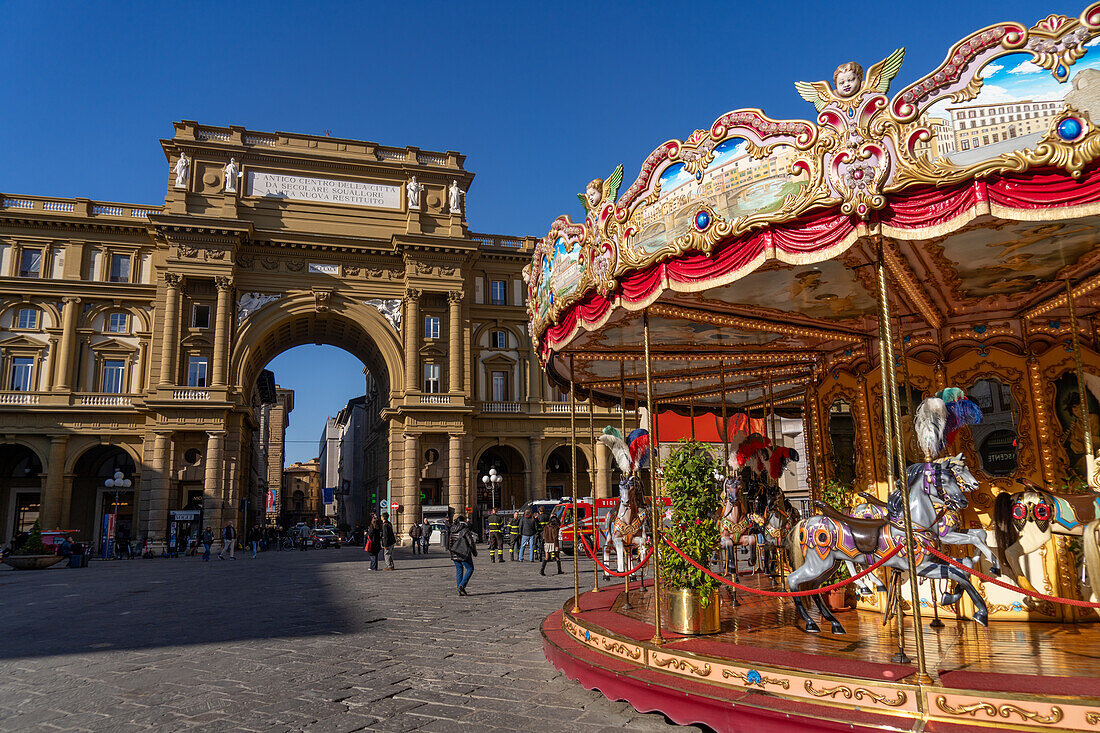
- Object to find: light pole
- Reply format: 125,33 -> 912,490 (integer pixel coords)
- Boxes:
481,468 -> 503,512
103,469 -> 131,559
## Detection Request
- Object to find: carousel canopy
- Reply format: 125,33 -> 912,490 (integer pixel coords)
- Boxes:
527,5 -> 1100,412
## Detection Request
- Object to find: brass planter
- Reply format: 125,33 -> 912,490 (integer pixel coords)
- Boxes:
4,554 -> 65,571
665,587 -> 720,635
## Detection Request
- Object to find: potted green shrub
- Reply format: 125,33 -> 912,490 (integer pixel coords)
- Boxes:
820,479 -> 857,610
4,520 -> 65,570
659,440 -> 722,634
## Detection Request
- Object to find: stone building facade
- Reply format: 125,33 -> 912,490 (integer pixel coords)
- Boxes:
0,120 -> 619,551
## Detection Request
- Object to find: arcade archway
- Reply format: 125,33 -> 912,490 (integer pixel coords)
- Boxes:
71,445 -> 136,554
475,445 -> 526,510
0,444 -> 43,544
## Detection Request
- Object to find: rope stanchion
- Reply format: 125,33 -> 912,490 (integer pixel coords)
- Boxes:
921,542 -> 1100,609
579,533 -> 653,578
662,535 -> 905,598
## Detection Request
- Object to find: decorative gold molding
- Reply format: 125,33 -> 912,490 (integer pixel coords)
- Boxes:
651,653 -> 712,677
723,669 -> 790,689
804,680 -> 907,707
934,695 -> 1064,724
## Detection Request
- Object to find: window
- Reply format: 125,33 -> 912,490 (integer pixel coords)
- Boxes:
16,308 -> 38,330
187,357 -> 208,388
424,316 -> 440,339
490,330 -> 507,348
10,357 -> 33,391
192,304 -> 210,329
102,360 -> 125,393
492,371 -> 508,402
423,363 -> 440,393
19,249 -> 41,278
490,280 -> 506,305
107,312 -> 128,333
109,254 -> 131,283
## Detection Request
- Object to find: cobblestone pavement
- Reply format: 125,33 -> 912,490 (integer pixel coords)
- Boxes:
0,544 -> 704,732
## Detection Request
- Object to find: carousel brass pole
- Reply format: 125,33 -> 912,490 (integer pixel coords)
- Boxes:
643,311 -> 664,645
590,393 -> 598,593
719,361 -> 735,587
620,359 -> 628,439
1066,279 -> 1096,485
878,253 -> 932,683
767,371 -> 787,585
689,380 -> 696,441
570,354 -> 580,614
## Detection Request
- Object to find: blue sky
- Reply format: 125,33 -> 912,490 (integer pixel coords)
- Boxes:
0,0 -> 1060,461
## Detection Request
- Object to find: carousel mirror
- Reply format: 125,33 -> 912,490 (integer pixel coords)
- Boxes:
1054,372 -> 1100,480
828,399 -> 857,486
896,385 -> 923,463
968,378 -> 1018,477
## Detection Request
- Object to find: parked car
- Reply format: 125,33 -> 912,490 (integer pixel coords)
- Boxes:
311,529 -> 341,549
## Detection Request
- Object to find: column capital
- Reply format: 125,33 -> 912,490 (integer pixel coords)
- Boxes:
163,272 -> 183,288
49,435 -> 69,445
405,287 -> 422,301
62,296 -> 81,306
447,290 -> 463,304
214,275 -> 234,291
206,429 -> 228,439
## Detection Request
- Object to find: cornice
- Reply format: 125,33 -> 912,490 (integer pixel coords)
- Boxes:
0,280 -> 157,301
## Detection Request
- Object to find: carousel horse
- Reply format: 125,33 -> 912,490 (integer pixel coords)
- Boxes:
786,457 -> 989,634
600,474 -> 649,581
718,474 -> 756,575
994,480 -> 1100,599
750,484 -> 800,575
596,408 -> 651,581
846,455 -> 998,596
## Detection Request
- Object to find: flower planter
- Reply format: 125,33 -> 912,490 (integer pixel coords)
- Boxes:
4,554 -> 64,571
664,587 -> 721,635
825,587 -> 850,612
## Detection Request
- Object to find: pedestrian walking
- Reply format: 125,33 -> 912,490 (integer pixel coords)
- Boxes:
115,525 -> 131,560
540,514 -> 563,576
486,510 -> 504,563
442,517 -> 452,552
448,514 -> 477,596
535,509 -> 551,562
366,517 -> 383,570
519,509 -> 538,562
298,523 -> 310,550
201,526 -> 214,561
381,513 -> 396,569
409,521 -> 422,555
218,521 -> 236,560
248,524 -> 262,558
508,511 -> 521,560
420,518 -> 432,553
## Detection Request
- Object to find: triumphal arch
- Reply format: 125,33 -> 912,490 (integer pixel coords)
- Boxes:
0,121 -> 609,551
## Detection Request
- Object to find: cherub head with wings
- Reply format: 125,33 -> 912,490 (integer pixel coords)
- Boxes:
578,164 -> 623,215
795,48 -> 905,112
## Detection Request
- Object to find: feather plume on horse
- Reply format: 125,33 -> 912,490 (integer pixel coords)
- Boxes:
736,436 -> 771,474
596,407 -> 651,580
914,388 -> 982,459
769,446 -> 800,480
597,406 -> 650,473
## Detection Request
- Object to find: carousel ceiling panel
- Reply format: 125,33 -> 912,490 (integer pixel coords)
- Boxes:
680,259 -> 879,322
918,217 -> 1100,305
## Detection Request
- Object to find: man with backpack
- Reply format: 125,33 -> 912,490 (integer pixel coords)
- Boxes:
218,521 -> 236,560
448,514 -> 477,595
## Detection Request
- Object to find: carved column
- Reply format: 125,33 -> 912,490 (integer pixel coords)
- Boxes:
448,290 -> 463,393
448,434 -> 464,512
40,436 -> 69,529
1027,355 -> 1057,483
595,441 -> 611,499
55,297 -> 80,391
403,432 -> 420,534
527,335 -> 541,403
203,430 -> 226,530
45,337 -> 59,390
211,276 -> 233,387
404,288 -> 421,394
158,273 -> 182,387
145,430 -> 173,542
527,437 -> 542,502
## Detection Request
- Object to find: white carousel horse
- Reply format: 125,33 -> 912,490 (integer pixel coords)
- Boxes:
596,409 -> 651,581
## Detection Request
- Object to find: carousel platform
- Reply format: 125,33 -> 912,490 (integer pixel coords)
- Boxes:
542,576 -> 1100,732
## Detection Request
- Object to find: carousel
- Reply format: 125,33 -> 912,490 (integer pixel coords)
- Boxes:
531,5 -> 1100,732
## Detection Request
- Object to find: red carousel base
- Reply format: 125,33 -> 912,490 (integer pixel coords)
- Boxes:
543,578 -> 1100,732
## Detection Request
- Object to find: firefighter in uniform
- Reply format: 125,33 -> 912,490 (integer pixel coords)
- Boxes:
535,509 -> 551,562
486,510 -> 504,563
507,511 -> 521,561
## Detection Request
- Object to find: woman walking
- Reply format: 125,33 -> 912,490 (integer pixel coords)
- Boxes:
366,518 -> 383,571
448,514 -> 477,596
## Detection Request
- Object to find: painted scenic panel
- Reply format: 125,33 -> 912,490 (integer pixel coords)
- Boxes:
536,236 -> 584,319
626,138 -> 809,257
917,43 -> 1100,167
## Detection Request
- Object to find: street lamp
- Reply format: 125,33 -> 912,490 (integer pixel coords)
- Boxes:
103,469 -> 131,559
481,468 -> 503,511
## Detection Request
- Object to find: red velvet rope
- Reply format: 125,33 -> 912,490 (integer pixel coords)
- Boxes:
661,535 -> 905,597
920,542 -> 1100,609
578,533 -> 653,577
